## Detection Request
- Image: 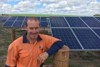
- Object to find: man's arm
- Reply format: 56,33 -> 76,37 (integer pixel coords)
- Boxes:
5,43 -> 18,67
47,41 -> 64,56
37,41 -> 64,65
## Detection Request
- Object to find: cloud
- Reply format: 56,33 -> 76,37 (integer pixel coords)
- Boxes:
0,0 -> 37,13
40,0 -> 59,3
0,0 -> 100,15
16,1 -> 35,8
0,0 -> 6,3
42,0 -> 100,15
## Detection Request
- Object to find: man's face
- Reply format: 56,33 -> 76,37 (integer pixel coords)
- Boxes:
26,20 -> 40,40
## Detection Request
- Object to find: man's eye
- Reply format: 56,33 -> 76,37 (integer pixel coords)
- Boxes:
29,27 -> 39,30
35,27 -> 39,29
30,28 -> 33,29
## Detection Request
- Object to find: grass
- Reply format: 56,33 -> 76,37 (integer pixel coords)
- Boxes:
2,14 -> 81,17
0,23 -> 12,66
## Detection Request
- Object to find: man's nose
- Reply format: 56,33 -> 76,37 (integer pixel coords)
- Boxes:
32,29 -> 37,33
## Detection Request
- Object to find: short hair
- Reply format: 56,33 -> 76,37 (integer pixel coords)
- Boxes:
25,17 -> 39,26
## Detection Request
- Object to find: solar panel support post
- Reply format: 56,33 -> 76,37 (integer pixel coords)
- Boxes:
11,28 -> 16,41
52,45 -> 69,67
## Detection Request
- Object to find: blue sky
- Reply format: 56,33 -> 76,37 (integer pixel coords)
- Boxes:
0,0 -> 100,16
6,0 -> 20,5
97,0 -> 100,2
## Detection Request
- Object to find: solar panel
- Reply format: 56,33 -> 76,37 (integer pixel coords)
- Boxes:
1,16 -> 10,22
40,17 -> 48,22
95,17 -> 100,21
9,16 -> 17,20
93,29 -> 100,37
81,17 -> 100,27
65,17 -> 87,27
73,28 -> 100,49
0,16 -> 3,20
50,17 -> 69,27
40,21 -> 49,27
3,20 -> 15,27
52,28 -> 82,49
3,16 -> 18,27
0,16 -> 3,22
12,17 -> 26,28
0,16 -> 10,22
51,28 -> 100,50
17,16 -> 25,20
12,20 -> 24,28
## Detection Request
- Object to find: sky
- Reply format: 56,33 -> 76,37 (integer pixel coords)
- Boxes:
0,0 -> 100,16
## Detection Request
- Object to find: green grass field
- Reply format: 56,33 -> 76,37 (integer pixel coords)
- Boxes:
1,14 -> 81,17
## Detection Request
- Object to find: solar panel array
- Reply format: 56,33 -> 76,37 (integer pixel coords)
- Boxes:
1,16 -> 49,28
0,16 -> 10,23
0,16 -> 100,50
51,17 -> 100,50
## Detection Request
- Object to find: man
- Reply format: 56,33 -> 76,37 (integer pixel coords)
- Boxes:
5,17 -> 64,67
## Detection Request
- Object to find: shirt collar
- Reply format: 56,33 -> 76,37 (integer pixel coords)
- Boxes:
23,33 -> 42,43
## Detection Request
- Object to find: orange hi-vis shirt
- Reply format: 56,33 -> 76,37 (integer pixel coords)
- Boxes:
6,34 -> 60,67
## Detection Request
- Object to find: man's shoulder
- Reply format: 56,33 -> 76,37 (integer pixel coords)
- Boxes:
8,36 -> 23,49
11,36 -> 23,45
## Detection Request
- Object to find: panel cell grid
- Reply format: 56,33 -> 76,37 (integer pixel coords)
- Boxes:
95,17 -> 100,21
50,17 -> 69,27
9,16 -> 17,20
12,20 -> 24,28
73,29 -> 100,49
52,28 -> 82,49
1,16 -> 9,22
40,17 -> 47,21
65,17 -> 87,27
3,20 -> 15,27
81,17 -> 100,27
40,21 -> 48,27
93,29 -> 100,37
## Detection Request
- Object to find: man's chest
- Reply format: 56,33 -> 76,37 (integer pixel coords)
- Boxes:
18,42 -> 46,59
